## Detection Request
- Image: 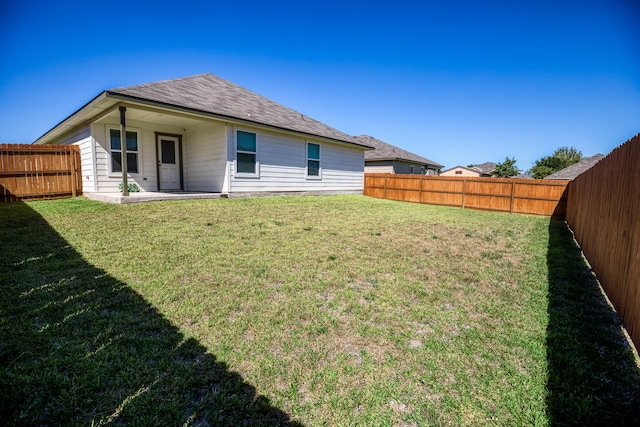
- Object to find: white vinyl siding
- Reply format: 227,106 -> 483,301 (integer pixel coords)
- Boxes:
229,129 -> 364,193
75,135 -> 95,193
52,125 -> 95,193
184,122 -> 227,192
93,120 -> 184,192
49,110 -> 366,196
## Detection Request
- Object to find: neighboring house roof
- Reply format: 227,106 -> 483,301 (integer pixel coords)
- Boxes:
471,162 -> 497,174
35,73 -> 373,149
544,154 -> 605,180
513,173 -> 533,179
355,135 -> 443,168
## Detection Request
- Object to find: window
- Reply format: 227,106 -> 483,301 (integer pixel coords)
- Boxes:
455,170 -> 462,175
109,128 -> 139,173
410,165 -> 415,174
307,142 -> 320,178
236,130 -> 257,175
421,167 -> 426,175
161,139 -> 176,164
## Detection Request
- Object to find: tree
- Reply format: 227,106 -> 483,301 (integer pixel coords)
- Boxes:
529,156 -> 565,179
553,146 -> 583,165
529,146 -> 583,179
491,157 -> 520,178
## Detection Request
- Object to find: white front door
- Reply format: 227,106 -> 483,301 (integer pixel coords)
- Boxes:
158,136 -> 180,190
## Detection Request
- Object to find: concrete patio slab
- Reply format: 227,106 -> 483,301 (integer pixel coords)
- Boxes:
84,191 -> 223,204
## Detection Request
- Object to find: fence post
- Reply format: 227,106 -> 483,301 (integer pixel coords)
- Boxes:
510,180 -> 515,214
70,146 -> 77,197
462,178 -> 467,209
384,175 -> 388,199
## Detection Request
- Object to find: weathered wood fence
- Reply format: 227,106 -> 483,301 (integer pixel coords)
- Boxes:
566,133 -> 640,349
0,144 -> 82,202
364,174 -> 568,217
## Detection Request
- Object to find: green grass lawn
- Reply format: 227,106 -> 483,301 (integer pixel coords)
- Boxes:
1,195 -> 639,426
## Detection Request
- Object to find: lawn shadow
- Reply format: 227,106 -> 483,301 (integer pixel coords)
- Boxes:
546,219 -> 640,425
0,201 -> 303,426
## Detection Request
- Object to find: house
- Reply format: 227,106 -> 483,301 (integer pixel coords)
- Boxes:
356,135 -> 443,175
543,154 -> 605,180
512,173 -> 533,179
34,73 -> 374,199
440,162 -> 496,177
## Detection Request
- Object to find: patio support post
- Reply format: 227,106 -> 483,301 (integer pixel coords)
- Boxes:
119,106 -> 128,196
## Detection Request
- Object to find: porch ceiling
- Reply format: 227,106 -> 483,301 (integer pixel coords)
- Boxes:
96,105 -> 205,129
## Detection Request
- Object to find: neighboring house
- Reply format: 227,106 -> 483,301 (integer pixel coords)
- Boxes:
544,154 -> 605,180
34,73 -> 374,197
513,173 -> 533,179
440,162 -> 496,177
356,135 -> 443,175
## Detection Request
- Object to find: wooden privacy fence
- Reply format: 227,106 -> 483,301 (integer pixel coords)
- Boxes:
566,133 -> 640,349
364,173 -> 568,217
0,144 -> 82,202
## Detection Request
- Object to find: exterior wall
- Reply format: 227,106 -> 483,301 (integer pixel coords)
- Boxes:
393,160 -> 426,175
228,127 -> 364,193
92,120 -> 186,193
51,113 -> 366,196
365,160 -> 394,174
56,125 -> 91,146
184,122 -> 227,192
75,134 -> 96,193
365,160 -> 437,175
440,166 -> 481,177
56,125 -> 95,193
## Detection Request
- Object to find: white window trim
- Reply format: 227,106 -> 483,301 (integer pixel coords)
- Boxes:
234,129 -> 260,178
306,141 -> 321,180
106,125 -> 142,176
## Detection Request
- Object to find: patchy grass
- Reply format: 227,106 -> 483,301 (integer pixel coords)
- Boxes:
1,195 -> 638,426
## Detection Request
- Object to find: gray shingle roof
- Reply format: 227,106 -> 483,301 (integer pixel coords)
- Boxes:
544,154 -> 605,180
108,73 -> 371,147
471,162 -> 497,174
355,135 -> 443,168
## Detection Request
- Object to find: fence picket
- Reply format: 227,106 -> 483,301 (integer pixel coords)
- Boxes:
364,174 -> 568,217
0,144 -> 82,201
566,133 -> 640,350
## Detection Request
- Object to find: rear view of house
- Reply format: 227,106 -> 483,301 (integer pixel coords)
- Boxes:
34,73 -> 373,198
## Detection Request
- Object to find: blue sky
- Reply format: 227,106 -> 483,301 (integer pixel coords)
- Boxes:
1,0 -> 638,172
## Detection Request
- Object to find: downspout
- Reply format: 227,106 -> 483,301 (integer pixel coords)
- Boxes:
119,106 -> 129,196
